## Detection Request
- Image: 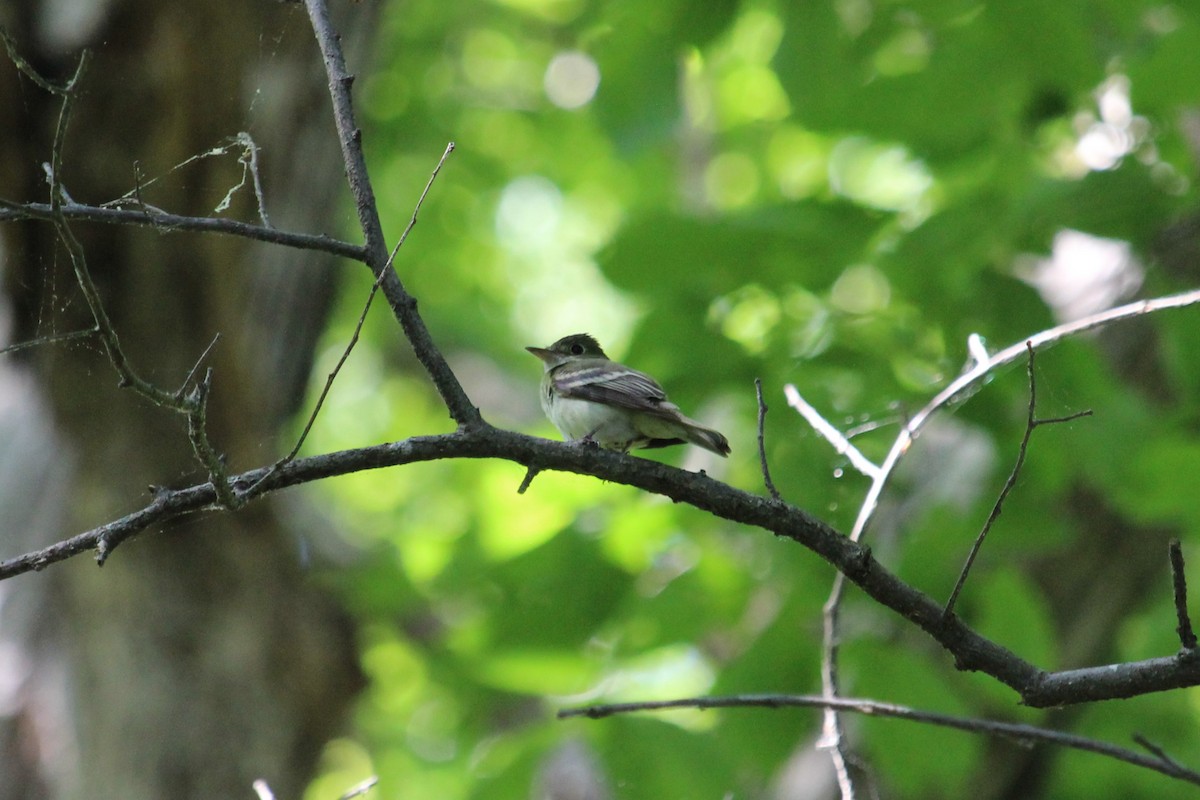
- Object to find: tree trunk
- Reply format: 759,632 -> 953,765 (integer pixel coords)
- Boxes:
0,2 -> 370,797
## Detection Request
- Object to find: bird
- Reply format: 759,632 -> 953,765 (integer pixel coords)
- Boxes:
526,333 -> 730,457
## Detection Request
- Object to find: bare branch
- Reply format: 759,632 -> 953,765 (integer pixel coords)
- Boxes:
784,384 -> 881,481
42,52 -> 183,407
239,132 -> 271,227
850,288 -> 1200,543
517,466 -> 540,494
944,343 -> 1092,617
558,693 -> 1200,788
0,27 -> 67,94
239,143 -> 456,501
1133,733 -> 1187,773
1169,539 -> 1197,650
0,326 -> 98,356
755,378 -> 781,501
303,0 -> 479,427
0,201 -> 365,261
13,40 -> 246,523
820,569 -> 859,799
185,370 -> 240,510
339,776 -> 379,800
175,334 -> 222,401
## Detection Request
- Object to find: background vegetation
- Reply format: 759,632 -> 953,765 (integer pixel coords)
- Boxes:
301,1 -> 1200,797
5,1 -> 1200,798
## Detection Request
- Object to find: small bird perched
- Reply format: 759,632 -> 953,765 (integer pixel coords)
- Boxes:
526,333 -> 731,457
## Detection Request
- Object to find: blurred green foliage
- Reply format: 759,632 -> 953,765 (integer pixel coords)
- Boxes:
301,1 -> 1200,797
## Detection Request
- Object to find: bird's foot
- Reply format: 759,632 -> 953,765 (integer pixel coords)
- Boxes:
576,434 -> 602,450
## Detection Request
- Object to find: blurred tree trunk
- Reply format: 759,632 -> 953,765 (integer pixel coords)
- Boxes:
0,2 -> 371,797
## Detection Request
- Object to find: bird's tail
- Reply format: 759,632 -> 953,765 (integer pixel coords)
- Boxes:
680,418 -> 731,457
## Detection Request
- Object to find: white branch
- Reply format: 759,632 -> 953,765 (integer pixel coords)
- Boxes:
784,384 -> 882,481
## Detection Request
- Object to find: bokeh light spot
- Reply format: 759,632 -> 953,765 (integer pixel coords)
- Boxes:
544,51 -> 600,109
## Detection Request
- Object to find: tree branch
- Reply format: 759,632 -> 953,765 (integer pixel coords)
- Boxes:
5,424 -> 1200,709
849,289 -> 1200,543
943,343 -> 1092,617
239,142 -> 455,501
303,0 -> 479,427
0,201 -> 365,260
558,693 -> 1200,787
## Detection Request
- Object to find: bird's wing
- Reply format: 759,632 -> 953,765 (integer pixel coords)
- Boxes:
551,363 -> 678,415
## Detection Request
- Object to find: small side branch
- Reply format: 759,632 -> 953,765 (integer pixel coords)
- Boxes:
1134,733 -> 1187,774
185,369 -> 239,510
943,343 -> 1092,618
755,378 -> 780,500
517,466 -> 540,494
339,776 -> 379,799
1169,539 -> 1197,650
782,381 -> 880,795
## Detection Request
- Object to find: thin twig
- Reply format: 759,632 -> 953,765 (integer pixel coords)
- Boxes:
558,693 -> 1200,787
0,27 -> 66,94
782,382 -> 876,795
289,268 -> 388,462
398,141 -> 455,247
755,378 -> 781,501
239,143 -> 456,502
175,333 -> 221,401
241,132 -> 272,228
1133,733 -> 1186,773
44,53 -> 179,405
946,344 -> 1040,616
0,326 -> 98,356
1169,539 -> 1197,650
27,39 -> 241,516
944,344 -> 1092,618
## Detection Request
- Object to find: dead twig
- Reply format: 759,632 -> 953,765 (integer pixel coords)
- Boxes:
944,343 -> 1092,617
755,378 -> 781,501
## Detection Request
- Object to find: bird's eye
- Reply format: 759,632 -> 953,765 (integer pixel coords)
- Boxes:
570,343 -> 585,355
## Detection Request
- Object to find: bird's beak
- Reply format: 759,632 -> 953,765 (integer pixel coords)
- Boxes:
526,345 -> 567,370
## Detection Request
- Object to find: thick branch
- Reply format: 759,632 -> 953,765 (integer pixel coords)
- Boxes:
5,426 -> 1200,709
303,0 -> 480,426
